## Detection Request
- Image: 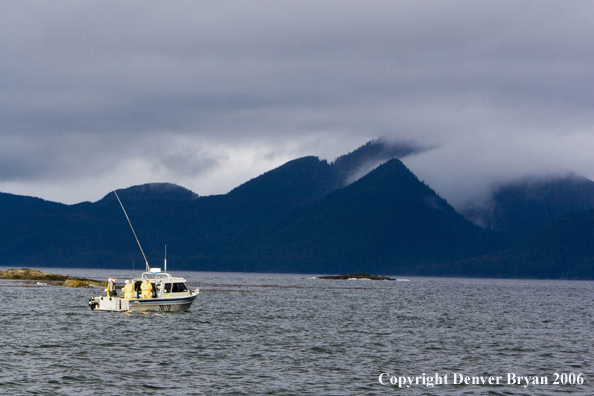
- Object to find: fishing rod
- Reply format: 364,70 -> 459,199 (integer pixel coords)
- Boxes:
113,190 -> 149,272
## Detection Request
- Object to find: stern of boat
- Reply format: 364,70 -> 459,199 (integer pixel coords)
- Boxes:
89,296 -> 129,311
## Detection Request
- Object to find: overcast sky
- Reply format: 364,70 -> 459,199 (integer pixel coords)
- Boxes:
2,1 -> 593,206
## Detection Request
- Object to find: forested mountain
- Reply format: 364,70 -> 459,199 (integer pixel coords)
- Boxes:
461,175 -> 594,240
447,209 -> 594,279
226,159 -> 503,274
2,140 -> 594,279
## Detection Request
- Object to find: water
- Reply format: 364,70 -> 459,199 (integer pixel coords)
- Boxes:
1,267 -> 593,395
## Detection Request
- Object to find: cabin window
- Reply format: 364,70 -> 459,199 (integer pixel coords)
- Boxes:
164,283 -> 171,293
172,283 -> 188,293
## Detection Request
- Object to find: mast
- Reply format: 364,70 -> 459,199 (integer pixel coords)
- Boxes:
113,190 -> 149,272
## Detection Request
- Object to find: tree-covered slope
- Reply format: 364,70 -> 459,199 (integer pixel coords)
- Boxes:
232,159 -> 503,274
4,141 -> 594,279
450,209 -> 594,279
461,175 -> 594,240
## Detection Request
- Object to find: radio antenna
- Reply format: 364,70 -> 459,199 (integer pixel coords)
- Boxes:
113,190 -> 149,272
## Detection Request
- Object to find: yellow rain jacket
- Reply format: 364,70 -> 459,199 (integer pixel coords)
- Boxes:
140,281 -> 153,299
122,282 -> 134,299
105,279 -> 116,297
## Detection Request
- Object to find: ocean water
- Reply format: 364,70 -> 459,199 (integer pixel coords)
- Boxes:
0,267 -> 592,395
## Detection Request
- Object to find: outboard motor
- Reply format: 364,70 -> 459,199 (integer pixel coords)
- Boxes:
88,299 -> 97,311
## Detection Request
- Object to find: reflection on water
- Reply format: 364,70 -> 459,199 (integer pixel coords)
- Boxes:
1,267 -> 593,395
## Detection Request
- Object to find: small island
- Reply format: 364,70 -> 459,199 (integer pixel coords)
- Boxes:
0,268 -> 106,288
318,273 -> 396,281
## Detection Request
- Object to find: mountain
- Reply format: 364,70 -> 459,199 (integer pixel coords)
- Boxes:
461,174 -> 594,240
220,156 -> 337,235
203,159 -> 504,274
1,142 -> 403,270
331,138 -> 428,187
101,183 -> 199,202
180,139 -> 424,243
448,209 -> 594,279
0,193 -> 70,265
3,140 -> 594,279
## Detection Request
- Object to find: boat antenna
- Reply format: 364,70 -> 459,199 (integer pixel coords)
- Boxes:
164,245 -> 167,273
113,190 -> 149,272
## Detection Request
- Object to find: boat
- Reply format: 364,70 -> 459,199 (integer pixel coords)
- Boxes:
88,191 -> 199,312
89,268 -> 199,312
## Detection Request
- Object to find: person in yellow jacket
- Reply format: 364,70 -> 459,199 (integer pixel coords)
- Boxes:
105,277 -> 117,297
122,279 -> 134,299
140,279 -> 153,299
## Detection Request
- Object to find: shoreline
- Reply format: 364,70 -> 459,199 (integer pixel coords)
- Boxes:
0,268 -> 106,288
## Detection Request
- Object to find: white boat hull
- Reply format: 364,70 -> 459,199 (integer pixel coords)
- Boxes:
91,291 -> 198,312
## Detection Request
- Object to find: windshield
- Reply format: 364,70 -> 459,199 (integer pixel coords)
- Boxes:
172,283 -> 188,293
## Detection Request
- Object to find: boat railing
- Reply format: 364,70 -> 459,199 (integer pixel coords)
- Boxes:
141,272 -> 178,282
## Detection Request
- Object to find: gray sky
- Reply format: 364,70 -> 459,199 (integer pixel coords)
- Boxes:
2,1 -> 593,207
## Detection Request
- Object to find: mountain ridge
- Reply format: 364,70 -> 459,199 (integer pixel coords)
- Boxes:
2,139 -> 594,279
234,159 -> 503,274
460,174 -> 594,239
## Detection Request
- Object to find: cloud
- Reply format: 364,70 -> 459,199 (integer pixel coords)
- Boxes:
1,1 -> 593,204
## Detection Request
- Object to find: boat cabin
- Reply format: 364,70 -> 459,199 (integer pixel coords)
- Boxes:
130,270 -> 192,299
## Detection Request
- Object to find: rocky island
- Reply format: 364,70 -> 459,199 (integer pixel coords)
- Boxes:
318,273 -> 396,281
0,268 -> 105,288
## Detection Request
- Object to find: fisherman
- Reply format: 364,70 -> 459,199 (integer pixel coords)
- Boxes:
140,279 -> 153,299
105,277 -> 117,297
122,279 -> 134,299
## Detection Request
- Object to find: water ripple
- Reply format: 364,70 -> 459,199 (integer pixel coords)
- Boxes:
0,269 -> 593,395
